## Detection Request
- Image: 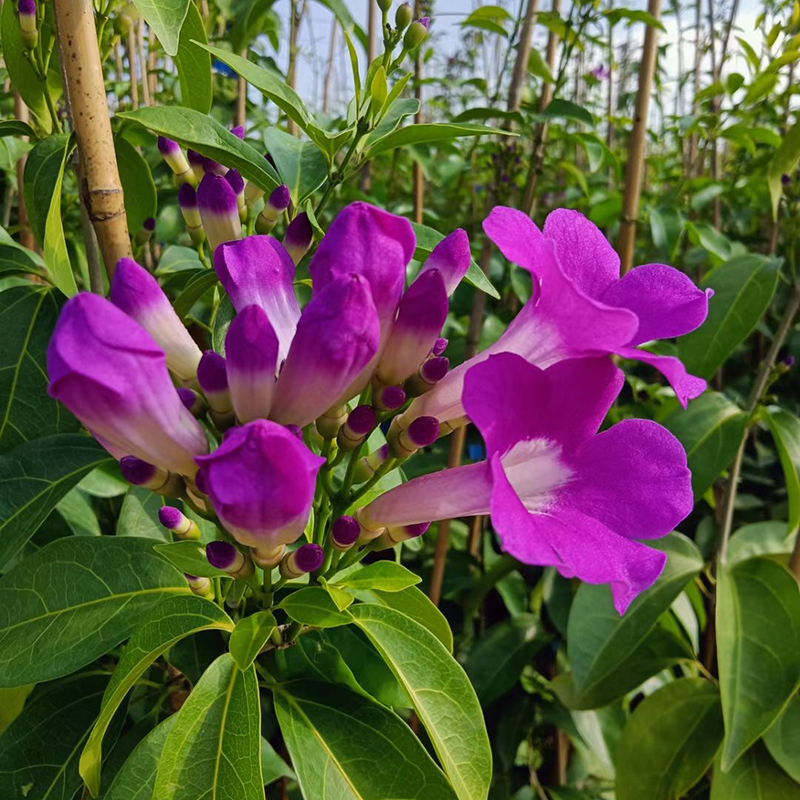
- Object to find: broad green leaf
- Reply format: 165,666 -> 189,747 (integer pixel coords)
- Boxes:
172,269 -> 219,319
664,392 -> 747,498
165,629 -> 225,685
131,0 -> 190,56
711,742 -> 800,800
318,578 -> 355,611
0,120 -> 37,139
564,533 -> 703,708
104,716 -> 177,800
349,603 -> 491,800
155,245 -> 203,275
410,221 -> 499,299
686,221 -> 732,260
768,119 -> 800,218
678,255 -> 780,380
118,107 -> 280,191
365,95 -> 417,145
279,587 -> 352,628
464,614 -> 545,706
0,434 -> 110,569
540,98 -> 593,125
229,611 -> 277,671
0,536 -> 190,686
0,287 -> 81,456
175,2 -> 212,113
528,49 -> 554,82
763,406 -> 800,537
716,558 -> 800,770
116,486 -> 166,540
274,679 -> 458,800
0,243 -> 45,277
56,487 -> 100,537
728,520 -> 797,565
615,678 -> 724,800
43,137 -> 77,297
0,684 -> 33,734
260,737 -> 294,785
115,135 -> 157,234
366,122 -> 509,158
154,540 -> 226,578
764,694 -> 800,782
154,654 -> 263,800
0,672 -> 110,800
79,463 -> 129,497
80,595 -> 233,796
263,128 -> 328,204
334,561 -> 421,593
605,6 -> 666,29
649,206 -> 685,260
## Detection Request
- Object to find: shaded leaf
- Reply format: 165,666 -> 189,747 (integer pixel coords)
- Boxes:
229,611 -> 277,671
131,0 -> 190,56
711,742 -> 800,800
175,3 -> 212,113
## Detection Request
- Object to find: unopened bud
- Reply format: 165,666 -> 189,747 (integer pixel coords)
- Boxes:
279,543 -> 324,578
317,403 -> 348,439
283,213 -> 313,265
374,521 -> 430,550
230,125 -> 245,140
206,540 -> 254,577
355,507 -> 386,543
403,17 -> 429,49
135,217 -> 156,245
395,3 -> 412,30
337,405 -> 377,451
158,506 -> 200,539
353,444 -> 390,484
119,456 -> 182,496
225,169 -> 247,221
177,386 -> 207,417
185,573 -> 213,598
377,0 -> 392,11
389,415 -> 439,458
405,356 -> 449,397
158,137 -> 196,186
331,516 -> 360,550
18,0 -> 38,50
178,183 -> 205,245
432,337 -> 448,356
197,174 -> 241,251
373,384 -> 406,412
187,149 -> 205,183
251,544 -> 286,569
197,351 -> 235,429
255,184 -> 291,234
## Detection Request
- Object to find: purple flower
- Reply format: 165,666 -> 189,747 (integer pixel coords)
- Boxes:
417,229 -> 471,295
197,174 -> 241,251
187,149 -> 205,182
781,173 -> 791,186
256,184 -> 291,234
47,293 -> 208,476
214,235 -> 300,362
283,212 -> 314,265
196,420 -> 325,561
225,304 -> 279,423
331,515 -> 360,550
110,258 -> 202,381
270,274 -> 380,427
230,125 -> 245,140
197,351 -> 232,417
363,354 -> 693,613
591,65 -> 610,80
280,542 -> 325,577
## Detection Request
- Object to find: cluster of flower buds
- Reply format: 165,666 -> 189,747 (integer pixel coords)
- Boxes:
46,195 -> 712,612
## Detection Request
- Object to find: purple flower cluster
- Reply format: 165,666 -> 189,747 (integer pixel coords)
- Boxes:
47,197 -> 709,612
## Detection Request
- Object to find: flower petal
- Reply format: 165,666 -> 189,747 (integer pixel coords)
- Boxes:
482,205 -> 543,271
417,228 -> 471,295
617,345 -> 707,408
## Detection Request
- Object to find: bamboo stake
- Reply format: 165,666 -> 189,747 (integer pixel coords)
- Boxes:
236,49 -> 247,128
53,0 -> 131,277
137,19 -> 151,106
287,0 -> 302,135
13,93 -> 34,250
616,0 -> 662,274
412,0 -> 424,224
322,19 -> 338,116
126,23 -> 139,109
114,37 -> 124,82
688,0 -> 702,176
507,0 -> 539,113
147,25 -> 157,99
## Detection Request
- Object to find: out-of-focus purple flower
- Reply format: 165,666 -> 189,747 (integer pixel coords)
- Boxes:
591,65 -> 610,80
197,174 -> 241,251
363,354 -> 693,613
270,274 -> 380,427
256,184 -> 291,234
280,542 -> 324,578
783,355 -> 795,368
47,293 -> 208,476
225,304 -> 279,423
196,420 -> 325,563
110,257 -> 203,381
781,173 -> 791,186
283,212 -> 314,265
214,235 -> 300,362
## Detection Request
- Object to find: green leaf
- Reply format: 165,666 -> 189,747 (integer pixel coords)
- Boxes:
318,578 -> 355,611
118,107 -> 280,192
0,287 -> 81,454
410,221 -> 499,299
349,603 -> 491,800
0,120 -> 37,139
763,407 -> 800,537
172,269 -> 219,319
279,587 -> 352,628
175,2 -> 212,113
541,98 -> 594,125
154,540 -> 225,578
0,672 -> 110,800
156,245 -> 203,275
464,614 -> 544,706
528,49 -> 554,82
334,561 -> 421,593
0,1 -> 50,131
115,135 -> 157,234
711,742 -> 800,800
366,88 -> 416,143
0,684 -> 34,735
0,536 -> 190,687
604,7 -> 666,29
367,122 -> 509,158
104,716 -> 177,800
686,220 -> 732,260
131,0 -> 190,56
56,487 -> 100,537
116,486 -> 166,540
260,737 -> 294,785
563,533 -> 703,709
229,611 -> 277,671
43,136 -> 77,297
80,595 -> 233,796
311,0 -> 369,49
764,693 -> 800,782
274,679 -> 459,800
678,255 -> 780,380
728,521 -> 797,565
0,243 -> 46,277
664,392 -> 747,498
768,120 -> 800,219
615,678 -> 724,800
0,434 -> 110,569
716,558 -> 800,770
154,654 -> 263,800
263,128 -> 328,204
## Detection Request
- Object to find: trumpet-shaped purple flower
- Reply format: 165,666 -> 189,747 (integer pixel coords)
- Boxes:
197,174 -> 241,251
47,293 -> 208,476
110,257 -> 202,381
214,235 -> 300,362
362,354 -> 693,613
195,420 -> 324,559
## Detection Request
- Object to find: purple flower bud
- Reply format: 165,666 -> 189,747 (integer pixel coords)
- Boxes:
178,182 -> 197,210
353,444 -> 390,483
202,157 -> 227,176
230,125 -> 245,139
406,356 -> 450,397
110,258 -> 203,381
225,169 -> 245,195
280,542 -> 325,577
48,294 -> 208,476
158,506 -> 200,538
418,229 -> 471,295
375,384 -> 406,411
283,212 -> 313,265
195,420 -> 325,560
197,350 -> 232,415
404,18 -> 429,48
225,305 -> 279,423
782,173 -> 791,186
375,520 -> 431,550
143,217 -> 156,232
338,405 -> 377,450
407,415 -> 439,447
331,515 -> 360,549
783,355 -> 795,368
185,573 -> 212,596
157,137 -> 179,156
157,137 -> 194,184
255,184 -> 291,234
178,183 -> 204,244
432,337 -> 448,356
18,0 -> 37,48
206,540 -> 250,575
187,149 -> 205,182
197,174 -> 241,251
177,386 -> 206,417
120,455 -> 157,486
418,16 -> 431,28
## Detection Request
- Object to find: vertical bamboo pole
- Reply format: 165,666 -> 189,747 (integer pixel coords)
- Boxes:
688,0 -> 702,176
235,49 -> 247,128
126,23 -> 139,109
137,19 -> 151,106
616,0 -> 662,274
287,0 -> 301,135
53,0 -> 131,277
412,0 -> 424,224
322,19 -> 338,116
359,0 -> 377,192
114,37 -> 124,82
147,25 -> 157,99
13,93 -> 34,250
507,0 -> 539,113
